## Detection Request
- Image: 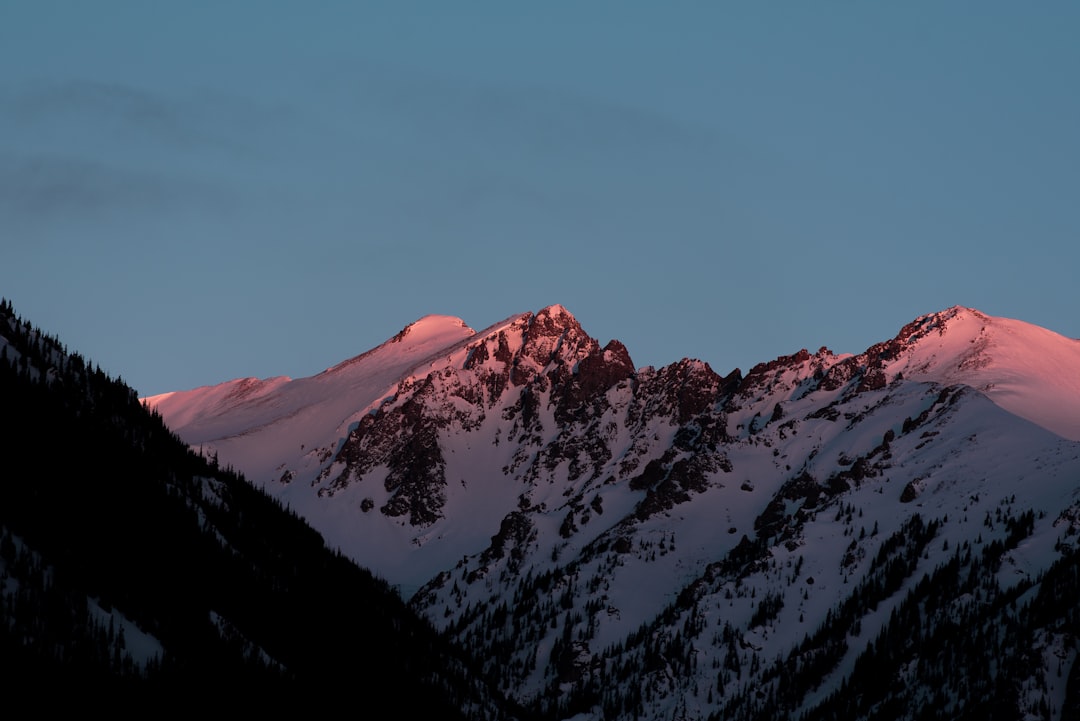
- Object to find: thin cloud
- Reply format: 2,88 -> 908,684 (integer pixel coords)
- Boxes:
0,79 -> 295,158
0,79 -> 294,237
0,152 -> 232,232
346,59 -> 722,160
325,59 -> 741,234
2,80 -> 207,150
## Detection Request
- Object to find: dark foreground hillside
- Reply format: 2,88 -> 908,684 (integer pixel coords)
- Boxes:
0,299 -> 518,715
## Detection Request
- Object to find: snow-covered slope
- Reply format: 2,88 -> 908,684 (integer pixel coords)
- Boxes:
146,313 -> 483,484
146,305 -> 1080,720
884,306 -> 1080,442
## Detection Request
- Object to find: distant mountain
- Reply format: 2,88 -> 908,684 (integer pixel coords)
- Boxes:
148,304 -> 1080,720
0,299 -> 518,716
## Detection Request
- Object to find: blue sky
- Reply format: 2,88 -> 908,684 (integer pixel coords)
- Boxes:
2,2 -> 1077,396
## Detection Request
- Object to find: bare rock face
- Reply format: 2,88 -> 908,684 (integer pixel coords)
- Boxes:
550,339 -> 635,426
322,377 -> 452,526
574,339 -> 635,400
317,305 -> 747,529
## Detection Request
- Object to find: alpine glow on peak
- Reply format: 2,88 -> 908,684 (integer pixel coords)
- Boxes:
144,305 -> 1080,720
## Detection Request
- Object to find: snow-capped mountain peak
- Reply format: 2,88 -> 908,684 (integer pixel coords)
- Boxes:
145,305 -> 1080,719
388,313 -> 473,347
885,306 -> 1080,440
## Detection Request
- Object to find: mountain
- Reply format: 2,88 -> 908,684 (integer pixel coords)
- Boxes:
148,304 -> 1080,720
0,298 -> 522,716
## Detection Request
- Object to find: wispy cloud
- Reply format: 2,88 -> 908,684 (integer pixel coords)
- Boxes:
0,152 -> 232,236
0,79 -> 287,154
321,59 -> 737,237
348,59 -> 719,161
3,80 -> 195,151
0,80 -> 291,235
